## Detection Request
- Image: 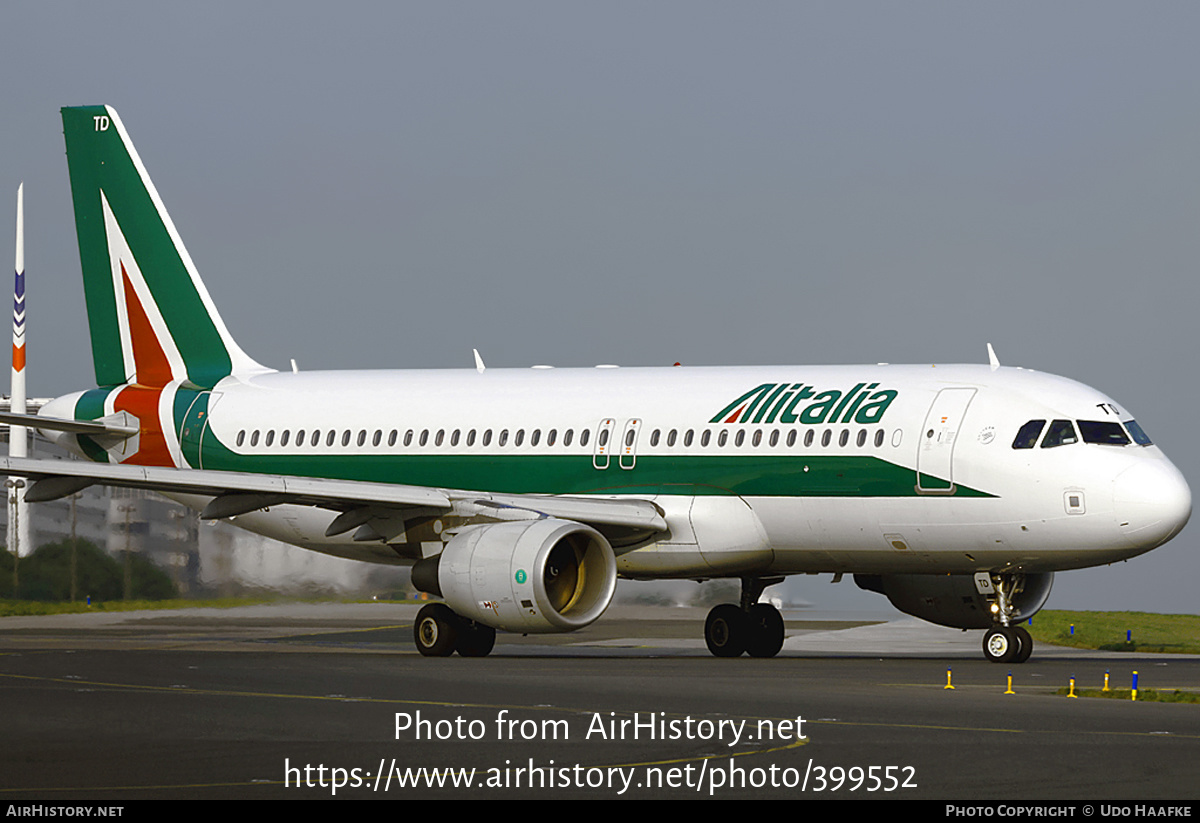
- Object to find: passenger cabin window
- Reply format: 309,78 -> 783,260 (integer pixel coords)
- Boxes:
1040,419 -> 1078,448
1078,420 -> 1131,446
1012,420 -> 1046,449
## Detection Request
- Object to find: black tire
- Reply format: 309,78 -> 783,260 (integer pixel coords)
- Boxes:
414,603 -> 459,657
1012,625 -> 1033,664
746,603 -> 785,658
456,620 -> 497,657
705,603 -> 748,657
982,626 -> 1017,663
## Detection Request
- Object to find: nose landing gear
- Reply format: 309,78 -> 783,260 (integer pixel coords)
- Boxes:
979,574 -> 1034,663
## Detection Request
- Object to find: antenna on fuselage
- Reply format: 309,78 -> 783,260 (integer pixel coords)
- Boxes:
473,348 -> 486,374
987,343 -> 1000,371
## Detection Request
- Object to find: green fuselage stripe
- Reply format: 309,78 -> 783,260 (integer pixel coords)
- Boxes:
196,432 -> 992,498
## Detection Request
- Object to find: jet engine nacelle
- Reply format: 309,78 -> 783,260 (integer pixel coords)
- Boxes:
413,519 -> 617,634
854,572 -> 1054,629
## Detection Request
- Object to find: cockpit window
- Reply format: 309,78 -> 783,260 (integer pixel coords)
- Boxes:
1012,419 -> 1046,449
1077,420 -> 1131,446
1124,420 -> 1153,446
1040,419 -> 1078,448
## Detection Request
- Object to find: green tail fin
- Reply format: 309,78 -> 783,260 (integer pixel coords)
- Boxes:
61,106 -> 266,389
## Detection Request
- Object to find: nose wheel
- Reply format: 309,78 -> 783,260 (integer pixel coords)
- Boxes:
982,625 -> 1033,663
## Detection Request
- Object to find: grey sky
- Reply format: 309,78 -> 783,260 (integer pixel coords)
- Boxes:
3,2 -> 1199,613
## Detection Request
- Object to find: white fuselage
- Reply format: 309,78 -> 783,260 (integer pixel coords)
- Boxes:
41,361 -> 1192,579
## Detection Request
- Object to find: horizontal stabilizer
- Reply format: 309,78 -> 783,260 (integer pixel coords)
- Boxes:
0,411 -> 138,438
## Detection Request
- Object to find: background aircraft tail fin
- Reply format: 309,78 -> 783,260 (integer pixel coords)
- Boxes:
61,106 -> 266,389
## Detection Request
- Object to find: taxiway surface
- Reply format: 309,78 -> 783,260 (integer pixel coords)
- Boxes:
1,603 -> 1197,799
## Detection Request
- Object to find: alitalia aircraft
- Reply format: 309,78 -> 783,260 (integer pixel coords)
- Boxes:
1,106 -> 1191,662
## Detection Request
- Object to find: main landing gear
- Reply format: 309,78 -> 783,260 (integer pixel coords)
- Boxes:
980,574 -> 1033,664
414,603 -> 497,658
704,576 -> 786,658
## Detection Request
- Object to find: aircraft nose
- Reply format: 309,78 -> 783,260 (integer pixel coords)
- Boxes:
1113,459 -> 1192,549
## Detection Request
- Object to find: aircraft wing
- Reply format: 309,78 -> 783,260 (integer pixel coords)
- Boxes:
0,456 -> 667,548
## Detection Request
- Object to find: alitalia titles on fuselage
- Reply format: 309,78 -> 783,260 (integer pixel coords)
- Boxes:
711,382 -> 898,426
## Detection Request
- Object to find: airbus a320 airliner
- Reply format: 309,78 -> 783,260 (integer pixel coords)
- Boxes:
1,106 -> 1190,662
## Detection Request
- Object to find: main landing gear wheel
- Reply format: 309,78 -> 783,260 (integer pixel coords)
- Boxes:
746,603 -> 785,658
455,619 -> 497,658
414,603 -> 459,657
704,601 -> 786,658
705,604 -> 748,657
